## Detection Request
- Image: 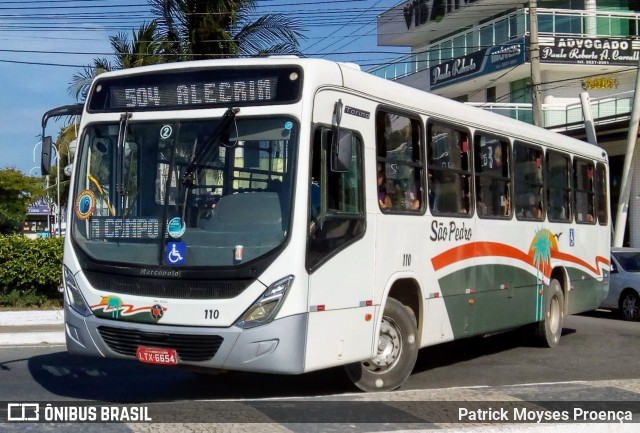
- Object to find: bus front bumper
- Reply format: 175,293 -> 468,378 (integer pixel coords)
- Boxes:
64,303 -> 307,374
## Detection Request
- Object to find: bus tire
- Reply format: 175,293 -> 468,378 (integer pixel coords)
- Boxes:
533,279 -> 564,348
344,298 -> 418,392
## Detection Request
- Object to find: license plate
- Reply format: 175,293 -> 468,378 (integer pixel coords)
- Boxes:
136,347 -> 178,365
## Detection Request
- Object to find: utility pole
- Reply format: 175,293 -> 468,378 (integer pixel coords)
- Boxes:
613,57 -> 640,247
529,0 -> 543,127
579,92 -> 598,146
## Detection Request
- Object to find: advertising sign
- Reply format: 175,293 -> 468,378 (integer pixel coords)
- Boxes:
539,37 -> 640,66
431,39 -> 526,90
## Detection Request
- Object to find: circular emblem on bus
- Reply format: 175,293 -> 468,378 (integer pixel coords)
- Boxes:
150,304 -> 164,320
167,217 -> 186,239
74,190 -> 96,220
284,121 -> 293,130
160,125 -> 173,139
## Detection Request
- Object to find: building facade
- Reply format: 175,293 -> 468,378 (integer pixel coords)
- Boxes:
371,0 -> 640,245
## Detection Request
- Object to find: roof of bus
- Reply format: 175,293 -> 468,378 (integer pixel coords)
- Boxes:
92,57 -> 606,161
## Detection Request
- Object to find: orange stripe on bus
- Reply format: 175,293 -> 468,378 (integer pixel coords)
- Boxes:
551,251 -> 610,276
432,242 -> 610,278
432,242 -> 529,271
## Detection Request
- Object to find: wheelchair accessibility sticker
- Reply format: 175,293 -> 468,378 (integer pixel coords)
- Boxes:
166,242 -> 186,265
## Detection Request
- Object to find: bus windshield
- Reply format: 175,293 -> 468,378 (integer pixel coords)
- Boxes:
71,115 -> 296,267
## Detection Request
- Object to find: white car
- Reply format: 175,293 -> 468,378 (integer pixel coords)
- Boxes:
600,247 -> 640,321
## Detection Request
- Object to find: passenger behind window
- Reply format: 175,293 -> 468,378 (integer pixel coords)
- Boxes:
377,164 -> 391,209
525,194 -> 543,219
405,185 -> 420,210
476,194 -> 488,216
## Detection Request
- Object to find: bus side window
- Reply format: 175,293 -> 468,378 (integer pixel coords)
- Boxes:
546,150 -> 571,222
514,142 -> 544,221
595,163 -> 608,225
375,110 -> 424,213
306,127 -> 365,271
574,158 -> 595,224
474,133 -> 511,218
428,121 -> 471,216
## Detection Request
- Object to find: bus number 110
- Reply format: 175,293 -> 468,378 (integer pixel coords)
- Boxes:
204,309 -> 220,320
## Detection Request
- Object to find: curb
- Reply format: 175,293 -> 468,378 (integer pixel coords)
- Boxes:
0,309 -> 63,326
0,309 -> 65,346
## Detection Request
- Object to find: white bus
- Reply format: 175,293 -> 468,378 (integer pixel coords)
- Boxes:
43,58 -> 610,392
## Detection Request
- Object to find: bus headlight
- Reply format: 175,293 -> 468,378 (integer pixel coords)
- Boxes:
236,275 -> 294,329
63,266 -> 92,317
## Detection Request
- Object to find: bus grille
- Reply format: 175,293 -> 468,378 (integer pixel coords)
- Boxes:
84,271 -> 250,299
97,326 -> 224,362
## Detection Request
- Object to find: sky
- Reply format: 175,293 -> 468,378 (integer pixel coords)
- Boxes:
0,0 -> 408,175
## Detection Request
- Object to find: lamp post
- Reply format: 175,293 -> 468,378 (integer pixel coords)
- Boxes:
32,140 -> 41,167
51,143 -> 61,237
32,140 -> 52,235
29,166 -> 39,176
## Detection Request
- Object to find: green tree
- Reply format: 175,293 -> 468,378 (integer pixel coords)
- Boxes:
69,1 -> 304,101
0,169 -> 46,235
150,0 -> 304,59
68,58 -> 113,104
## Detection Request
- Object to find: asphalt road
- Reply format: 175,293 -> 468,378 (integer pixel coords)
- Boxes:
1,311 -> 639,432
0,311 -> 638,403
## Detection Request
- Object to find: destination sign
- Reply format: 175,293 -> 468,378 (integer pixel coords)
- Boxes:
88,66 -> 302,112
112,78 -> 278,109
90,217 -> 161,239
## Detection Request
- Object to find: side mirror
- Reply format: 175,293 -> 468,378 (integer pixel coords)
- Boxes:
331,129 -> 353,173
68,139 -> 78,160
41,136 -> 52,176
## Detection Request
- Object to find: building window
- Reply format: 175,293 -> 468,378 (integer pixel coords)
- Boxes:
486,87 -> 496,103
510,78 -> 532,104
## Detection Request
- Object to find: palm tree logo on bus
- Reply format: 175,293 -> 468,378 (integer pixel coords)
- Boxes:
531,229 -> 554,321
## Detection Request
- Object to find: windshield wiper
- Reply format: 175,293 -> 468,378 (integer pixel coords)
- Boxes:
116,112 -> 132,205
181,107 -> 239,188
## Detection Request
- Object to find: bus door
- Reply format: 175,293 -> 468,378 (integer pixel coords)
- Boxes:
473,134 -> 521,333
427,122 -> 478,338
305,93 -> 376,371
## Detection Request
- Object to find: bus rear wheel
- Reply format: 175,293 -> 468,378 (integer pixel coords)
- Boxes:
344,298 -> 418,392
533,279 -> 564,348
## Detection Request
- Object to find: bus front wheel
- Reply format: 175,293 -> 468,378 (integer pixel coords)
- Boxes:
533,279 -> 564,348
344,298 -> 418,392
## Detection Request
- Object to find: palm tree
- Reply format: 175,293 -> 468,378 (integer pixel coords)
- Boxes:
68,22 -> 166,102
110,21 -> 167,69
69,1 -> 304,102
532,229 -> 553,321
68,58 -> 113,103
149,0 -> 304,60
